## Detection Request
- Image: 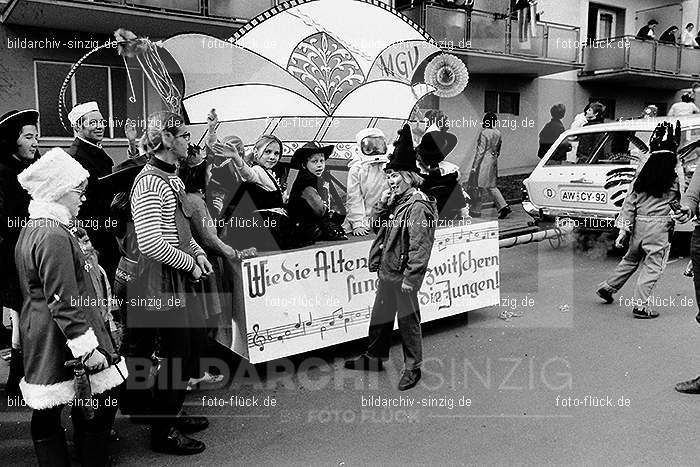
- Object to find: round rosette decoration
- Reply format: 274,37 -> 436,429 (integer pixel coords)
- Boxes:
424,53 -> 469,98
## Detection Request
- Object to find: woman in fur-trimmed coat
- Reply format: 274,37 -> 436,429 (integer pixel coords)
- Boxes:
15,147 -> 127,466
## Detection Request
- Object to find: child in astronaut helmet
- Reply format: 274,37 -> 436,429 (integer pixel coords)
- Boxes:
342,128 -> 390,236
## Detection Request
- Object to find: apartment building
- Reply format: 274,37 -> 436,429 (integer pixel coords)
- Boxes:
1,0 -> 698,175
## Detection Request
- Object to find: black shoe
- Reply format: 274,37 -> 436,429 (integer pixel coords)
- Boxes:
633,307 -> 659,319
398,369 -> 421,391
175,414 -> 209,434
344,355 -> 383,371
33,430 -> 71,467
675,376 -> 700,394
596,287 -> 613,304
151,426 -> 205,455
498,206 -> 512,219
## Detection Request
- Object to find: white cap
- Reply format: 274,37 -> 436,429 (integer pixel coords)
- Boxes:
355,128 -> 385,146
68,101 -> 100,127
18,147 -> 89,201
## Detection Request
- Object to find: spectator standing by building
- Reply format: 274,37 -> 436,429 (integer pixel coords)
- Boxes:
681,23 -> 696,46
659,26 -> 680,44
538,104 -> 567,159
668,92 -> 700,116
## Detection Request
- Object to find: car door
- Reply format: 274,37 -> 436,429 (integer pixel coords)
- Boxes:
525,130 -> 648,214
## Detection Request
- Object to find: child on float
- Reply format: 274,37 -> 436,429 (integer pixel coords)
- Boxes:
596,121 -> 682,319
213,134 -> 299,250
415,124 -> 469,220
344,124 -> 438,391
287,142 -> 347,243
342,128 -> 390,236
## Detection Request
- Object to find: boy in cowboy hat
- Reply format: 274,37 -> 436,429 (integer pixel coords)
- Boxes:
344,124 -> 437,391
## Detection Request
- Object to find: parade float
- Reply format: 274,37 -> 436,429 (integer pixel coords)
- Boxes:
60,0 -> 501,363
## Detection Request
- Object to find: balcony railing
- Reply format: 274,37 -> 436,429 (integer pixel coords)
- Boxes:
60,0 -> 277,21
399,3 -> 581,63
583,36 -> 700,78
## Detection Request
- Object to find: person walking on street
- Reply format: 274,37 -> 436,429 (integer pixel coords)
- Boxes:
596,122 -> 682,319
470,112 -> 510,219
344,124 -> 437,391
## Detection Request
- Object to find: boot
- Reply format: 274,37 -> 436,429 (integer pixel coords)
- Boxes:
33,430 -> 71,467
75,429 -> 111,467
6,348 -> 24,398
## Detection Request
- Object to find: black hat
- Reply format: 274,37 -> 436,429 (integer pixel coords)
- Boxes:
385,124 -> 419,173
97,155 -> 147,193
0,109 -> 39,140
291,141 -> 334,168
416,130 -> 458,166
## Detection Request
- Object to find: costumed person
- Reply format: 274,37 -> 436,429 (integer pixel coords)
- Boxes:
122,111 -> 211,455
66,102 -> 120,285
470,112 -> 511,219
15,147 -> 127,466
344,124 -> 437,391
0,109 -> 39,398
342,128 -> 390,236
287,141 -> 346,243
596,121 -> 682,319
213,134 -> 300,251
415,125 -> 468,220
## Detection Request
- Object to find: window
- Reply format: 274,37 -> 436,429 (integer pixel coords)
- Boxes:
485,91 -> 520,115
35,61 -> 146,138
544,130 -> 652,166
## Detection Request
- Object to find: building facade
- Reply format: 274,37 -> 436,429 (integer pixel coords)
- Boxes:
1,0 -> 698,175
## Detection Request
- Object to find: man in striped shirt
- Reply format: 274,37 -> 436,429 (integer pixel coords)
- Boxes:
123,111 -> 213,456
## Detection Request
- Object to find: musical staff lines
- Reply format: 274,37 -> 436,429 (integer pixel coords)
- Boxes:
435,225 -> 498,251
247,305 -> 372,351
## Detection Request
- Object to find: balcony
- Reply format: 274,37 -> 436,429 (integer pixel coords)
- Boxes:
580,36 -> 700,88
0,0 -> 274,37
398,2 -> 582,76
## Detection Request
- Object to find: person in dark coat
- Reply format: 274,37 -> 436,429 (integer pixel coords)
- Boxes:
344,124 -> 438,391
416,125 -> 467,220
575,101 -> 606,164
66,102 -> 120,286
15,147 -> 127,466
658,26 -> 679,44
636,19 -> 658,40
538,103 -> 568,159
0,109 -> 40,397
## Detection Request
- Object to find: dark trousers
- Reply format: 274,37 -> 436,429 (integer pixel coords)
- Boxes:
31,388 -> 119,440
366,280 -> 423,370
120,324 -> 206,434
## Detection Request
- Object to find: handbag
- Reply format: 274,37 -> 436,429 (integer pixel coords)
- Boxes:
465,169 -> 481,203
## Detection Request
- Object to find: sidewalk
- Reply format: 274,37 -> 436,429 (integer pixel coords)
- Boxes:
472,202 -> 538,238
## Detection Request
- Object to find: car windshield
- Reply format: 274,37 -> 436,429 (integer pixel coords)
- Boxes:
545,130 -> 653,166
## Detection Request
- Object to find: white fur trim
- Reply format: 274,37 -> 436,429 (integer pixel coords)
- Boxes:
19,377 -> 74,410
17,147 -> 89,201
68,102 -> 99,127
18,359 -> 128,410
28,200 -> 72,225
66,328 -> 99,358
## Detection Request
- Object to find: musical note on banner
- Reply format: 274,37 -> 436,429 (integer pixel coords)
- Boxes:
305,312 -> 313,327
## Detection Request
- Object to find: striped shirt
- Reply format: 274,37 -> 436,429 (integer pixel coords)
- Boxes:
131,164 -> 202,272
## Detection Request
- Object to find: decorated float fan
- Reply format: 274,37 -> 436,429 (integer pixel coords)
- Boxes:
58,0 -> 469,151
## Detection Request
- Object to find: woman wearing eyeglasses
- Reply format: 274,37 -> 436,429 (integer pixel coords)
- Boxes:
122,111 -> 212,455
14,147 -> 127,466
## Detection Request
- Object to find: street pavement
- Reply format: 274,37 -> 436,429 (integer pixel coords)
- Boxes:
4,223 -> 700,465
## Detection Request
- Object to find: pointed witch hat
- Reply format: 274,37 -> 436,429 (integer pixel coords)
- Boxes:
385,124 -> 419,173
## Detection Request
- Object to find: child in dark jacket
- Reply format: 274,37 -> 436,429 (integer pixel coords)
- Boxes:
287,142 -> 346,243
344,124 -> 438,392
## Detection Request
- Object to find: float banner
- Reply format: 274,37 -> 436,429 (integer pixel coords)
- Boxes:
235,221 -> 500,363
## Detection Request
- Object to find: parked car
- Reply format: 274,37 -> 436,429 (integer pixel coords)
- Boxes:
523,116 -> 700,233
